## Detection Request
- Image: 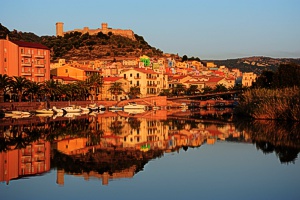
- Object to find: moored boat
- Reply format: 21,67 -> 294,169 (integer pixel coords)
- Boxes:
61,105 -> 81,113
35,108 -> 54,114
123,102 -> 146,110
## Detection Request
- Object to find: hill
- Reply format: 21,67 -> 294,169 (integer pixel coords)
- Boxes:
0,23 -> 163,62
205,56 -> 300,74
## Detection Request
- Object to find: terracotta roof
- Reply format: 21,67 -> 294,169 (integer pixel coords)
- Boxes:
11,40 -> 49,50
127,67 -> 159,74
52,76 -> 79,81
103,77 -> 123,82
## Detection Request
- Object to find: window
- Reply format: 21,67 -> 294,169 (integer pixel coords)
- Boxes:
130,81 -> 132,84
4,58 -> 6,62
65,69 -> 68,73
130,73 -> 132,77
4,48 -> 6,53
137,81 -> 139,86
21,49 -> 24,54
137,73 -> 139,77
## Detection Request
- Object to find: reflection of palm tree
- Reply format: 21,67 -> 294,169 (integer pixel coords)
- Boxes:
128,118 -> 141,130
109,119 -> 124,135
87,74 -> 103,101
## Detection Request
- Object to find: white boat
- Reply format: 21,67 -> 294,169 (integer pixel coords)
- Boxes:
35,108 -> 54,114
123,102 -> 146,110
61,105 -> 81,113
12,110 -> 31,115
124,109 -> 145,114
36,113 -> 53,117
52,106 -> 64,113
79,106 -> 90,113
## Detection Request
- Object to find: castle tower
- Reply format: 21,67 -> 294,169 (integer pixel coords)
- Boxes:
56,22 -> 64,37
101,23 -> 108,30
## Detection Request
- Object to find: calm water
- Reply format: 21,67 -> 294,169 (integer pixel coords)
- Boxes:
1,109 -> 300,200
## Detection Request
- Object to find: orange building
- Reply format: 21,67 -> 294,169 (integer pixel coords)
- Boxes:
0,37 -> 50,82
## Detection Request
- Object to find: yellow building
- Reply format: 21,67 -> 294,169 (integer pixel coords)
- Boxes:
102,77 -> 130,101
119,68 -> 168,97
50,64 -> 100,81
242,72 -> 257,87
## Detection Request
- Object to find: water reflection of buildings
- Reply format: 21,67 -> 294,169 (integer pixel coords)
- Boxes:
0,140 -> 50,185
0,113 -> 259,185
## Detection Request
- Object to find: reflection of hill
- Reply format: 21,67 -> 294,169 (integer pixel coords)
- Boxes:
235,120 -> 300,163
51,148 -> 163,184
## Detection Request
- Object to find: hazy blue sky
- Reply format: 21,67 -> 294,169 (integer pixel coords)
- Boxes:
1,0 -> 299,60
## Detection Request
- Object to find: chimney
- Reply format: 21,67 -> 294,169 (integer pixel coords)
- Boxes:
6,34 -> 9,41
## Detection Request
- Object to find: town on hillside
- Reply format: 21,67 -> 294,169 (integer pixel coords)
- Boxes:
0,23 -> 257,102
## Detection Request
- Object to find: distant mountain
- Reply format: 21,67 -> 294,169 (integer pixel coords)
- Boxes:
205,56 -> 300,74
0,23 -> 163,61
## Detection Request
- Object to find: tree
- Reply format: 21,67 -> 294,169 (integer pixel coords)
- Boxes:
128,86 -> 141,99
182,55 -> 188,62
108,82 -> 125,101
172,83 -> 186,96
10,76 -> 31,102
214,84 -> 228,92
273,63 -> 300,88
159,89 -> 172,97
87,74 -> 103,101
42,79 -> 61,101
202,86 -> 213,94
253,70 -> 274,88
187,85 -> 199,95
26,81 -> 42,102
0,74 -> 11,103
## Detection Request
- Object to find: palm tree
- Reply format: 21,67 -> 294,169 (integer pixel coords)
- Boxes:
202,86 -> 213,94
214,84 -> 228,92
172,83 -> 186,96
42,79 -> 61,101
10,76 -> 31,102
76,80 -> 90,100
128,86 -> 141,99
187,85 -> 199,95
26,81 -> 42,102
108,82 -> 124,101
0,74 -> 11,103
159,89 -> 172,97
87,74 -> 103,101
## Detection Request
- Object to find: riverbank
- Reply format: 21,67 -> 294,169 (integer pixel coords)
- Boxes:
234,87 -> 300,121
0,96 -> 182,112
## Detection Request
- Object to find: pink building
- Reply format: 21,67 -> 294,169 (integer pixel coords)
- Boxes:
0,37 -> 50,82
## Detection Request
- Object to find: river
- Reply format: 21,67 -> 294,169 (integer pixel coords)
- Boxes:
1,108 -> 299,200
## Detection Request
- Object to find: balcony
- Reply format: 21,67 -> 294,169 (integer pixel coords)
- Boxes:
21,72 -> 32,76
146,76 -> 157,80
35,64 -> 45,68
21,53 -> 32,58
35,73 -> 45,77
147,84 -> 157,87
21,62 -> 32,66
134,76 -> 141,79
35,55 -> 44,59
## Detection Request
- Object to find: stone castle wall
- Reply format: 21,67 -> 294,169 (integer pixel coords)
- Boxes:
56,22 -> 136,40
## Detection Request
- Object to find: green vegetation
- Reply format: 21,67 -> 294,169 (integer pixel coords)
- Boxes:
235,63 -> 300,121
0,74 -> 103,102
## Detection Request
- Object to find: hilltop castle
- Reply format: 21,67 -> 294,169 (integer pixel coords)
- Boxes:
55,22 -> 136,40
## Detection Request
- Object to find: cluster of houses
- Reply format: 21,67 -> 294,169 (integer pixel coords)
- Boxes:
50,55 -> 257,101
0,36 -> 257,101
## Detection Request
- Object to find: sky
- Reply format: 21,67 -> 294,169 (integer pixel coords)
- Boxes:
1,0 -> 300,60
